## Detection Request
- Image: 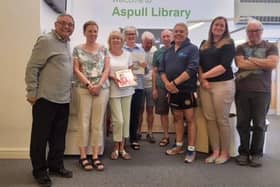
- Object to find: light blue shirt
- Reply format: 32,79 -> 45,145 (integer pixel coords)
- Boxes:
123,44 -> 145,90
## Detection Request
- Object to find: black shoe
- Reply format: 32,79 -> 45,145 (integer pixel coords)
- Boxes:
146,134 -> 156,144
249,155 -> 262,168
49,168 -> 73,178
137,133 -> 142,140
235,155 -> 249,166
34,174 -> 52,187
130,142 -> 140,150
172,140 -> 177,148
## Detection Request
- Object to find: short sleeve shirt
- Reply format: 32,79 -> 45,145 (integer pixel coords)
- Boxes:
235,40 -> 278,92
73,45 -> 109,88
109,50 -> 135,98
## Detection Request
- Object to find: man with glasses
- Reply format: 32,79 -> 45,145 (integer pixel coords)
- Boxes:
25,14 -> 75,186
235,19 -> 279,167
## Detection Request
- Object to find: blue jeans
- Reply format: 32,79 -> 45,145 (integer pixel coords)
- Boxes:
235,91 -> 270,156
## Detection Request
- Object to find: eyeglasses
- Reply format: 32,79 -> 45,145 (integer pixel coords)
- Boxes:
246,29 -> 262,33
57,21 -> 74,28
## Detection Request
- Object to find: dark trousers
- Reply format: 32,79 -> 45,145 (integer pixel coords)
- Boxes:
129,89 -> 144,143
235,91 -> 270,156
30,98 -> 69,177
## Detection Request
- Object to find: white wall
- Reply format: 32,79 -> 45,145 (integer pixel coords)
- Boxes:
40,0 -> 59,33
0,0 -> 40,158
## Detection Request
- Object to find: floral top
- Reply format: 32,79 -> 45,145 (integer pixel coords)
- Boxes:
73,45 -> 109,88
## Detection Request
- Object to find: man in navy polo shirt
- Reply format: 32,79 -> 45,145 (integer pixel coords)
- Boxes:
159,23 -> 199,163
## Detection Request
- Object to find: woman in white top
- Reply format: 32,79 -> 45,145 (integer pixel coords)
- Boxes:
108,31 -> 135,160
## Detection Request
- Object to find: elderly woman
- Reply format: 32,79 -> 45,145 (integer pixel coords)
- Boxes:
73,20 -> 110,171
123,26 -> 146,150
199,16 -> 235,164
108,30 -> 134,160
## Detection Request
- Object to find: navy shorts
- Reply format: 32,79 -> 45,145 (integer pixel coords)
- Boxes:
169,92 -> 197,110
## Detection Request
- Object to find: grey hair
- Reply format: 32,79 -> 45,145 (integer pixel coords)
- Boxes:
161,29 -> 172,35
141,31 -> 155,42
56,14 -> 75,25
122,26 -> 139,38
57,13 -> 74,21
246,18 -> 263,31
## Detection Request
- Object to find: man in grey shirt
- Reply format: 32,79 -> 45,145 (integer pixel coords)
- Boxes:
25,14 -> 75,187
235,19 -> 279,167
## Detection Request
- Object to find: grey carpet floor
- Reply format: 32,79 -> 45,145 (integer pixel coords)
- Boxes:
1,115 -> 280,187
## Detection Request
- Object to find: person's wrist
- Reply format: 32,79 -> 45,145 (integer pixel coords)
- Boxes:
86,82 -> 92,89
172,80 -> 178,87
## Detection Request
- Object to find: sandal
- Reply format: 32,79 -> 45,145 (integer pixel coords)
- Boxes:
110,150 -> 119,160
131,142 -> 140,150
92,159 -> 104,171
205,155 -> 218,164
165,146 -> 184,156
119,150 -> 132,160
79,158 -> 93,171
159,137 -> 169,147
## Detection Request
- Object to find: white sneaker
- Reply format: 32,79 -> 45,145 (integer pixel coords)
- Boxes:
184,150 -> 196,163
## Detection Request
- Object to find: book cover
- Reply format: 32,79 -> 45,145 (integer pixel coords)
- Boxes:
115,69 -> 137,88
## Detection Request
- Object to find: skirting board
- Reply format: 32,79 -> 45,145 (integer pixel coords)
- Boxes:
0,148 -> 29,159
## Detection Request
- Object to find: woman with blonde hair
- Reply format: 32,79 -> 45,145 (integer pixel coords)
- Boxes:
199,16 -> 235,164
108,30 -> 134,160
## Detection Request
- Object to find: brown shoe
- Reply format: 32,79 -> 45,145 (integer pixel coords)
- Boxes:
110,150 -> 119,160
119,150 -> 132,160
165,146 -> 184,156
159,137 -> 169,147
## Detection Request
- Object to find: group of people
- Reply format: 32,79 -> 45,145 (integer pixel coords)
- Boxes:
25,13 -> 278,187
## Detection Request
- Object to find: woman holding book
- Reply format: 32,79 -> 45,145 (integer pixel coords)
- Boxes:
108,30 -> 134,160
73,21 -> 110,171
